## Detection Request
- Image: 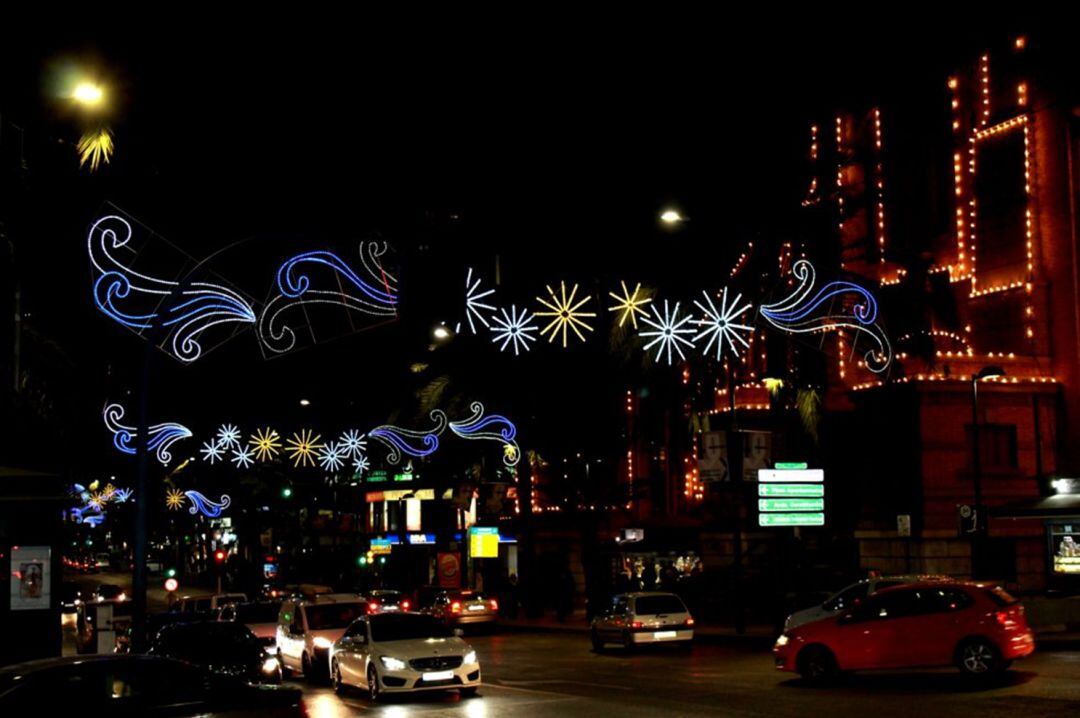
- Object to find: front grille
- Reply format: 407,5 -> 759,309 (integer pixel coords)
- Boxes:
410,655 -> 463,671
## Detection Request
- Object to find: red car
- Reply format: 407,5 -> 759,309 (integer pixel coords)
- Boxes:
773,581 -> 1034,680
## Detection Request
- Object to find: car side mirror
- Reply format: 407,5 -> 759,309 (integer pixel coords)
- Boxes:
453,628 -> 464,637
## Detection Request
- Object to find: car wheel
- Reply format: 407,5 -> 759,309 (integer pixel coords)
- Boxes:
278,651 -> 292,679
797,645 -> 838,682
957,639 -> 1002,675
367,665 -> 381,702
591,629 -> 604,652
622,630 -> 635,652
301,652 -> 315,681
332,659 -> 347,695
460,687 -> 478,698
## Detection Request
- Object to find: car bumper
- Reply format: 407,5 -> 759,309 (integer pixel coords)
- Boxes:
451,613 -> 498,625
378,665 -> 482,693
1001,630 -> 1036,660
773,643 -> 797,671
630,628 -> 693,644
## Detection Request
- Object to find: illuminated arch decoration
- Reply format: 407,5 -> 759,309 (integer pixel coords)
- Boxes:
760,260 -> 892,373
103,402 -> 192,465
370,410 -> 447,464
184,490 -> 231,518
448,402 -> 520,467
88,215 -> 257,363
258,242 -> 397,356
693,288 -> 753,359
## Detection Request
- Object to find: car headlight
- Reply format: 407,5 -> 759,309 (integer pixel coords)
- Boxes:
262,657 -> 280,674
774,635 -> 789,647
463,650 -> 477,665
380,656 -> 407,671
313,637 -> 333,649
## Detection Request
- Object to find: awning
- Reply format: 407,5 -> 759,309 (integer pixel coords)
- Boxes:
993,494 -> 1080,520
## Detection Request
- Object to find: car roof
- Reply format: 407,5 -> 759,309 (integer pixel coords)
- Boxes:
616,591 -> 684,599
298,593 -> 364,606
873,579 -> 984,595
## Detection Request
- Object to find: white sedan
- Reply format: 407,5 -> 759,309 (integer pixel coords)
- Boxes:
329,613 -> 481,701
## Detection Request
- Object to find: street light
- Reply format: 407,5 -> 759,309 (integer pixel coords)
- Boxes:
299,398 -> 311,407
432,324 -> 453,342
659,208 -> 685,225
970,365 -> 1005,578
71,81 -> 105,108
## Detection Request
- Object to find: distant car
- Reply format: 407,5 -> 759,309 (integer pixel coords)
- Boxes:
590,592 -> 694,650
95,552 -> 112,570
149,620 -> 282,684
329,612 -> 481,701
363,590 -> 411,614
94,583 -> 126,602
219,601 -> 283,650
774,582 -> 1035,680
175,592 -> 248,615
276,594 -> 368,680
784,574 -> 951,631
417,588 -> 498,626
0,655 -> 306,716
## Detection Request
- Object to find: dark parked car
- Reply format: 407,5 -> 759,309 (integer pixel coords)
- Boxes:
149,621 -> 282,684
0,655 -> 305,716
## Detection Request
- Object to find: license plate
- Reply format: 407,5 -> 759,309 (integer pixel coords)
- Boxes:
468,604 -> 485,611
653,631 -> 677,639
384,606 -> 399,611
423,670 -> 454,681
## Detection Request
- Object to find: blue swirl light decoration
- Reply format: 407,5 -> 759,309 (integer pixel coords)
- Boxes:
184,490 -> 232,518
369,410 -> 447,465
88,215 -> 257,363
103,402 -> 192,465
258,242 -> 398,355
760,260 -> 892,373
449,402 -> 520,467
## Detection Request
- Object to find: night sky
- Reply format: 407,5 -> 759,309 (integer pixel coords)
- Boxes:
0,13 -> 1057,474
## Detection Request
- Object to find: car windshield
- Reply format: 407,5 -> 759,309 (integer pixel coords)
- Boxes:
305,603 -> 366,630
452,592 -> 486,602
634,595 -> 686,615
370,591 -> 402,602
823,582 -> 869,611
370,613 -> 453,642
236,603 -> 281,623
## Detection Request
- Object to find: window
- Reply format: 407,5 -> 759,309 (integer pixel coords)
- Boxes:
918,587 -> 974,613
634,595 -> 687,615
824,582 -> 869,612
966,424 -> 1018,472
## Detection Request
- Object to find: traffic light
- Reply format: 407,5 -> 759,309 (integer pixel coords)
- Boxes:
165,567 -> 177,578
357,555 -> 368,566
214,549 -> 227,565
281,487 -> 293,499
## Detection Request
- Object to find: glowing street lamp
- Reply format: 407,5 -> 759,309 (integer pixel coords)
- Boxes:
660,208 -> 685,225
433,324 -> 453,342
71,81 -> 105,108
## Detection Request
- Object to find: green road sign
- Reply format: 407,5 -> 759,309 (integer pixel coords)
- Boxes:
759,484 -> 825,497
758,498 -> 825,512
758,512 -> 825,527
775,462 -> 809,470
758,469 -> 824,483
367,470 -> 389,483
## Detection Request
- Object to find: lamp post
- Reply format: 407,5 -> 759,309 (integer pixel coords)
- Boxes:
970,365 -> 1005,578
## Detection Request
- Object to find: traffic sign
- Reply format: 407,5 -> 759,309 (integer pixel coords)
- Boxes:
775,462 -> 809,470
758,512 -> 825,527
758,469 -> 823,483
758,484 -> 824,497
758,498 -> 825,512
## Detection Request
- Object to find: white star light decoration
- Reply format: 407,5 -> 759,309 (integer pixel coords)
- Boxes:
216,424 -> 241,449
318,442 -> 346,472
607,280 -> 652,329
201,440 -> 225,464
491,305 -> 539,355
639,299 -> 696,365
693,288 -> 753,359
231,445 -> 255,469
339,430 -> 367,459
353,453 -> 370,477
463,267 -> 497,333
536,281 -> 596,347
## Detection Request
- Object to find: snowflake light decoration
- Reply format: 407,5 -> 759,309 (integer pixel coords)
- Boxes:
216,424 -> 242,449
339,430 -> 367,459
88,492 -> 107,510
536,281 -> 596,347
250,427 -> 282,462
165,488 -> 185,511
463,267 -> 497,333
491,305 -> 539,355
607,280 -> 652,330
639,299 -> 696,365
693,287 -> 753,360
200,439 -> 225,464
353,453 -> 370,477
318,441 -> 346,472
113,488 -> 133,503
231,445 -> 255,469
287,429 -> 323,468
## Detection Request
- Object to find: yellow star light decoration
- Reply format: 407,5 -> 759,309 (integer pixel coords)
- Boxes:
250,427 -> 282,462
287,429 -> 324,468
165,488 -> 185,511
536,281 -> 596,347
88,492 -> 107,510
503,444 -> 518,463
607,280 -> 652,329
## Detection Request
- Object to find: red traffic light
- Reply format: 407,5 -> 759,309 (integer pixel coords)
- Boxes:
214,549 -> 227,564
164,577 -> 179,592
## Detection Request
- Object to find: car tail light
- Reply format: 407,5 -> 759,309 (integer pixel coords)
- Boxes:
402,600 -> 411,610
368,601 -> 378,614
631,621 -> 643,629
451,601 -> 462,613
994,610 -> 1018,629
685,617 -> 695,627
489,599 -> 499,611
